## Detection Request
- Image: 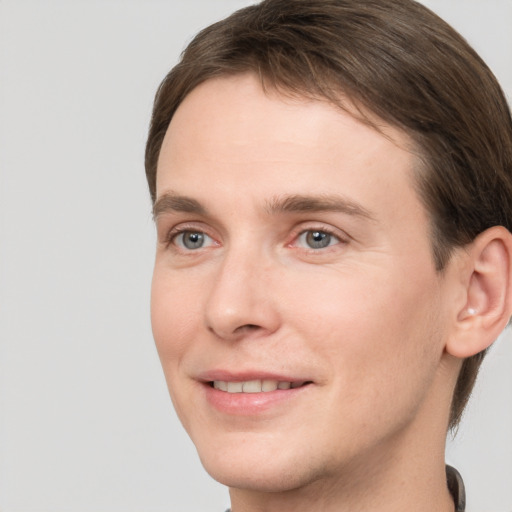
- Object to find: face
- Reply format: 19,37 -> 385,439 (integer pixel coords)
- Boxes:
151,74 -> 457,494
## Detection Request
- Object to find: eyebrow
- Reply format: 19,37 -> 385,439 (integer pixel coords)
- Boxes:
265,194 -> 376,221
153,191 -> 376,222
153,192 -> 207,219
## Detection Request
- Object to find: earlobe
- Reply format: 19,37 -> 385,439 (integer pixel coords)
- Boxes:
447,226 -> 512,359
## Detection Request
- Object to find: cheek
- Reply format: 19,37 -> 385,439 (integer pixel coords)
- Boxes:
150,266 -> 203,364
150,268 -> 206,430
288,263 -> 443,381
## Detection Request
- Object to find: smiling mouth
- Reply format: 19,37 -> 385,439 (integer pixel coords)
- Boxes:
210,379 -> 312,393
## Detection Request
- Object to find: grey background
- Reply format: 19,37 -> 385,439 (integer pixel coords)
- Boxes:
0,1 -> 511,511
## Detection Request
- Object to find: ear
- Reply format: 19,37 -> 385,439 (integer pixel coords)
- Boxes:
446,226 -> 512,358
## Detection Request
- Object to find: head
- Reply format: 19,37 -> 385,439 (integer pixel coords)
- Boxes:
146,0 -> 512,430
146,0 -> 512,497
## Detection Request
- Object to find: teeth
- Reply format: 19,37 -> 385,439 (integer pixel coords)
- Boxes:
242,380 -> 261,393
227,381 -> 243,393
213,379 -> 302,393
262,379 -> 278,392
214,380 -> 227,391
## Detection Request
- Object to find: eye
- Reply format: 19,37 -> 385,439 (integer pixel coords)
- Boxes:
174,230 -> 215,250
297,229 -> 340,249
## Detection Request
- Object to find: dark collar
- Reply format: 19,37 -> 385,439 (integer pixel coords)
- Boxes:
446,465 -> 466,512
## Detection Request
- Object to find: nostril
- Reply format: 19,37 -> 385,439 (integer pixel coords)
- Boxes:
234,324 -> 261,333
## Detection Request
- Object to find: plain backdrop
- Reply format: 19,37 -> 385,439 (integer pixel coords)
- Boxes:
0,1 -> 511,511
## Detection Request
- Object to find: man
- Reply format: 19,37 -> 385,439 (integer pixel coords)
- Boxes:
145,1 -> 512,510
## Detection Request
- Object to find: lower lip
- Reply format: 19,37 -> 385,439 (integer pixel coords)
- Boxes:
202,383 -> 311,416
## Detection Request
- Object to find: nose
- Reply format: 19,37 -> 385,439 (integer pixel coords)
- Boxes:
204,250 -> 281,341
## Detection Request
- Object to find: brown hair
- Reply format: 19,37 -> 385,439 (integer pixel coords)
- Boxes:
145,0 -> 512,428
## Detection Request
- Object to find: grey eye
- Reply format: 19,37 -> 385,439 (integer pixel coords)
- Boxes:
177,231 -> 207,250
303,230 -> 334,249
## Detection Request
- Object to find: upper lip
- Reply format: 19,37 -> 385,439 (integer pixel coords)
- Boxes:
197,369 -> 311,384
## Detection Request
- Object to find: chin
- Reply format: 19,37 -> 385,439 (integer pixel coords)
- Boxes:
193,432 -> 326,493
201,456 -> 314,493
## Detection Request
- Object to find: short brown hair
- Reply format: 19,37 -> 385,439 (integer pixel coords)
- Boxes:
145,0 -> 512,428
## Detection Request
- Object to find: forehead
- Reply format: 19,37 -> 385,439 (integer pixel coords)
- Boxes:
161,74 -> 412,160
156,74 -> 422,225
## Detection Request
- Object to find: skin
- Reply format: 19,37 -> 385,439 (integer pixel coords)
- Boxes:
151,73 -> 465,512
